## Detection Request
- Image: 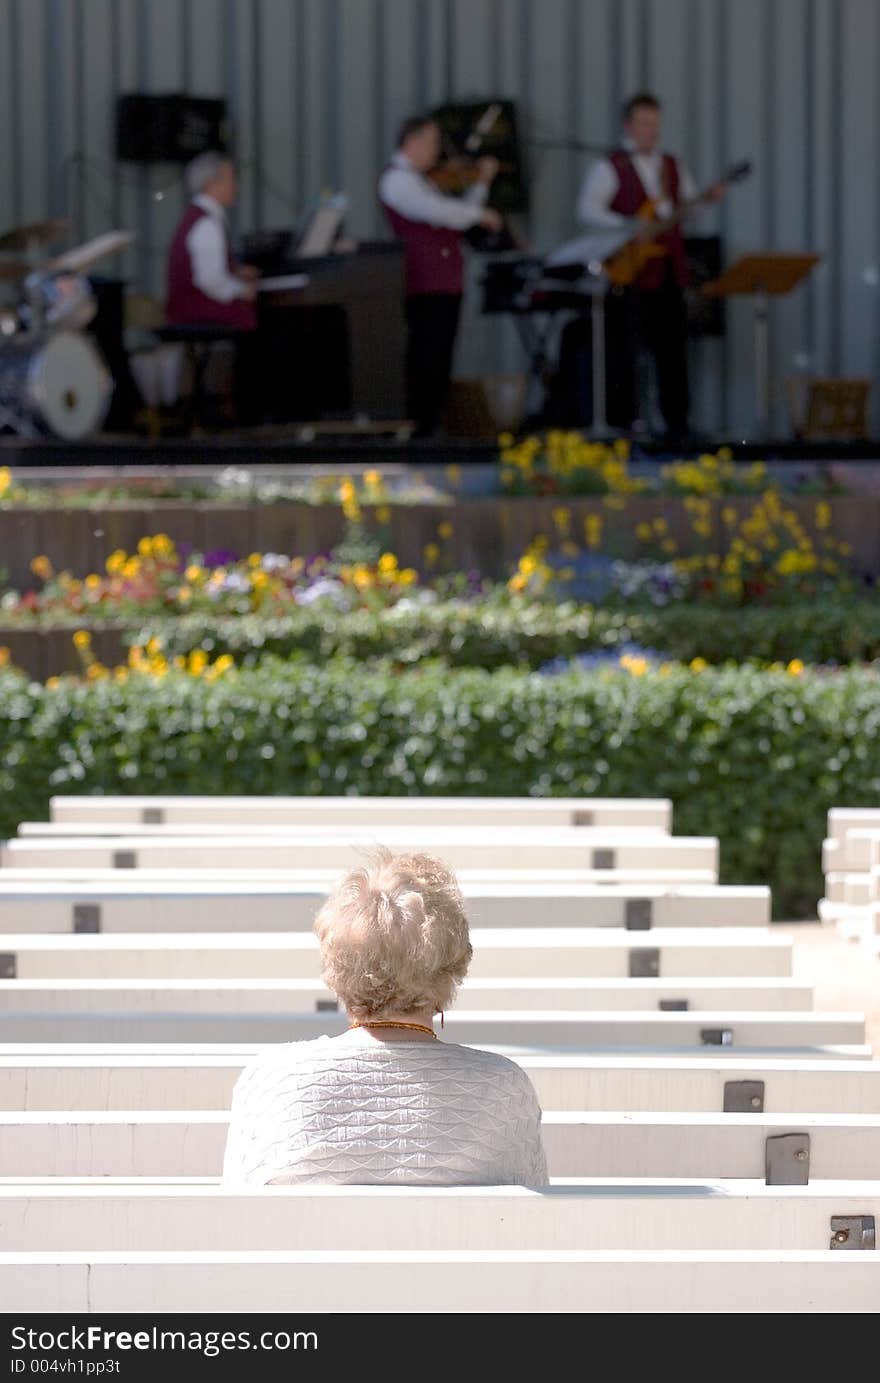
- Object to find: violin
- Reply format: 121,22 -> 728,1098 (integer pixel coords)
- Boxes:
427,103 -> 524,252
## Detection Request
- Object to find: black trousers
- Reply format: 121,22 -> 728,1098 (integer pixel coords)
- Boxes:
405,293 -> 462,435
556,267 -> 690,435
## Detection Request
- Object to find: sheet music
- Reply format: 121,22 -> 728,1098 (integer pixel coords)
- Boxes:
257,273 -> 310,292
545,226 -> 633,270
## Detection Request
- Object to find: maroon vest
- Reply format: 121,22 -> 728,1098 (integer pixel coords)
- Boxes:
608,150 -> 690,292
382,197 -> 464,298
166,203 -> 257,329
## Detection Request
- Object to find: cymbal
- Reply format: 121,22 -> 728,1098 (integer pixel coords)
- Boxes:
49,230 -> 134,274
0,259 -> 29,281
0,219 -> 70,252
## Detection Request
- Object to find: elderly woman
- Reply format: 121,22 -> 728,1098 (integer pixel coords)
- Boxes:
222,848 -> 548,1186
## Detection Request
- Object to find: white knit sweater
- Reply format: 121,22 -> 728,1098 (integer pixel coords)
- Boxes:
222,1034 -> 549,1187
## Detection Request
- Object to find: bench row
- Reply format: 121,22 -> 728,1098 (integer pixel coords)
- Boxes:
0,927 -> 791,977
3,1249 -> 876,1314
0,831 -> 718,873
0,883 -> 769,932
49,795 -> 674,829
2,1112 -> 878,1179
0,1010 -> 863,1051
0,977 -> 815,1012
0,1181 -> 875,1252
3,1054 -> 878,1112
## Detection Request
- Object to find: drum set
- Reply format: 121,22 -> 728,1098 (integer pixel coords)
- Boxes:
0,221 -> 132,440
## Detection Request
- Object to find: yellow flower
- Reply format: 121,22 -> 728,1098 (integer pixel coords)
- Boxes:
507,572 -> 527,593
30,554 -> 53,581
45,675 -> 60,690
437,521 -> 453,540
552,506 -> 571,534
105,550 -> 127,575
363,469 -> 383,490
498,432 -> 515,447
184,565 -> 203,583
635,522 -> 652,542
376,505 -> 392,523
0,646 -> 9,667
85,574 -> 101,591
689,657 -> 708,672
620,654 -> 649,676
177,586 -> 192,603
72,630 -> 91,650
146,636 -> 162,656
787,659 -> 804,676
378,552 -> 399,574
0,466 -> 11,497
86,662 -> 107,681
815,501 -> 831,530
213,654 -> 234,675
247,553 -> 263,568
122,558 -> 140,580
398,568 -> 417,585
188,650 -> 209,675
423,542 -> 440,568
151,534 -> 174,558
137,537 -> 154,558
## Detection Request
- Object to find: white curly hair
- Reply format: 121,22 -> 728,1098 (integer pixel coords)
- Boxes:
312,847 -> 472,1020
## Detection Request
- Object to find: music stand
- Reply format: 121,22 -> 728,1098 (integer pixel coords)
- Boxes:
702,252 -> 821,437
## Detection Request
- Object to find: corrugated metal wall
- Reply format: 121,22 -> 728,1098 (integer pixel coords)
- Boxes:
0,0 -> 877,435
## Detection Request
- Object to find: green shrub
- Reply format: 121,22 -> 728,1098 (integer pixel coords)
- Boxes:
127,597 -> 880,669
3,659 -> 879,917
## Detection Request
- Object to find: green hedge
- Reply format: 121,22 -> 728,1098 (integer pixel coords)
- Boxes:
126,597 -> 880,669
3,659 -> 880,917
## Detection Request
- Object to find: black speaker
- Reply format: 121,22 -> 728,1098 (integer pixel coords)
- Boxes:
116,94 -> 229,164
431,99 -> 528,214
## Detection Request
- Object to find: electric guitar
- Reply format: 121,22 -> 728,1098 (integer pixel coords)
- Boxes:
603,159 -> 752,287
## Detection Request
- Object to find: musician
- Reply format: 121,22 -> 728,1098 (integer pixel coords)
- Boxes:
574,91 -> 723,440
379,115 -> 503,437
166,152 -> 262,423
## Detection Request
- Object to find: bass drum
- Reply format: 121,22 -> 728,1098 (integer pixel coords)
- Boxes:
0,330 -> 112,439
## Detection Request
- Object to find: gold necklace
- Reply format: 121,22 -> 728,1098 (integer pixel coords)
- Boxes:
349,1020 -> 437,1038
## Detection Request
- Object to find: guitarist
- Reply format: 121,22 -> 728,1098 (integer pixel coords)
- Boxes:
575,91 -> 724,441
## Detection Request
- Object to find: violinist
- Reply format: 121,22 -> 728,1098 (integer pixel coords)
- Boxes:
379,114 -> 502,437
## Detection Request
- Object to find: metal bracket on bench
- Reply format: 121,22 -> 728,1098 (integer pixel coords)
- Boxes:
724,1079 -> 765,1113
659,998 -> 689,1011
0,953 -> 16,978
765,1132 -> 810,1186
592,848 -> 616,870
315,999 -> 339,1012
572,811 -> 594,826
113,851 -> 136,869
701,1027 -> 733,1046
142,808 -> 164,824
830,1215 -> 876,1250
629,947 -> 659,978
625,899 -> 653,931
73,904 -> 101,933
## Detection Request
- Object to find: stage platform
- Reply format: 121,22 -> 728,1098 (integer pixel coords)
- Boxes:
4,427 -> 880,473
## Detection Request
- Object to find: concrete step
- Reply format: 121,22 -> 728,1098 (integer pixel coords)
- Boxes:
4,1053 -> 879,1113
0,927 -> 792,978
0,1009 -> 862,1050
0,881 -> 767,932
49,795 -> 673,830
0,977 -> 815,1014
1,1180 -> 877,1252
0,829 -> 719,874
2,1111 -> 879,1179
2,1248 -> 877,1313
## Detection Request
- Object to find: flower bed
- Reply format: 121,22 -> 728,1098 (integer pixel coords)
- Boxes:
3,657 -> 879,918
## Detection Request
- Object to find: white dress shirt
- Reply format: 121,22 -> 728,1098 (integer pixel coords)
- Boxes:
378,151 -> 489,230
577,139 -> 698,229
548,139 -> 699,268
186,193 -> 249,304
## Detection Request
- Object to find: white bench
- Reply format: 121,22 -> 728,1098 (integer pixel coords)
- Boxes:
3,1053 -> 879,1114
49,794 -> 673,830
0,927 -> 792,978
2,1249 -> 877,1313
3,1111 -> 878,1179
0,828 -> 719,874
0,1009 -> 862,1050
0,881 -> 767,932
0,977 -> 815,1014
1,1181 -> 877,1252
